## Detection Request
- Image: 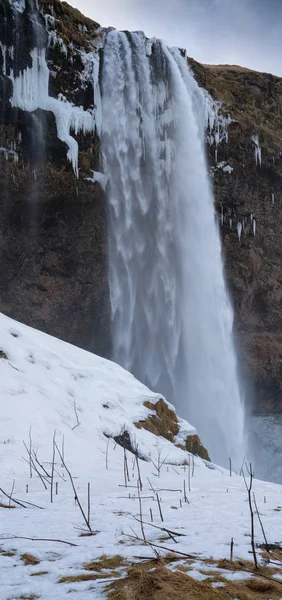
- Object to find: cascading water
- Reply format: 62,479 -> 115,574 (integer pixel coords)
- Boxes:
100,30 -> 245,467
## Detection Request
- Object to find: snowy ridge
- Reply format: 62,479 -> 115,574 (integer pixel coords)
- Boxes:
0,312 -> 195,476
0,314 -> 282,600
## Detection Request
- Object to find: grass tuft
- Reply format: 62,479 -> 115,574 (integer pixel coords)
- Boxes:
84,554 -> 126,572
21,553 -> 40,566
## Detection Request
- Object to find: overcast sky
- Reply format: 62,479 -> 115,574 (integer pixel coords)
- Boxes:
68,0 -> 282,76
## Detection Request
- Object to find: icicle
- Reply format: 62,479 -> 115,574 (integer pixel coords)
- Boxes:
272,193 -> 275,204
229,218 -> 232,229
242,218 -> 245,232
237,222 -> 242,241
215,147 -> 218,163
253,218 -> 256,236
10,48 -> 95,176
220,206 -> 224,226
250,213 -> 253,223
252,134 -> 262,167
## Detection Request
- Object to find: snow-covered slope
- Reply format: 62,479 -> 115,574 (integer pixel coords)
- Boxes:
0,313 -> 282,600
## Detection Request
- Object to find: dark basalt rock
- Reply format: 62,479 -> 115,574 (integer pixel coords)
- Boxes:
0,0 -> 110,358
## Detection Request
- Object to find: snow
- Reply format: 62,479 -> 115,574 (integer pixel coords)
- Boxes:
85,170 -> 108,189
0,312 -> 282,599
8,0 -> 25,13
0,147 -> 19,162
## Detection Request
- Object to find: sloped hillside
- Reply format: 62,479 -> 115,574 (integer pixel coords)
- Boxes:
1,314 -> 282,599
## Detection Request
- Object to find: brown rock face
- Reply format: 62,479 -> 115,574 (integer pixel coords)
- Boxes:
189,59 -> 282,413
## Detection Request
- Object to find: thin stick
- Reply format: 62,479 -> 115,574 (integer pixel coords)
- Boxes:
22,449 -> 48,490
230,537 -> 234,562
55,442 -> 92,532
150,508 -> 153,523
1,534 -> 77,547
136,456 -> 142,491
133,516 -> 186,537
156,493 -> 163,522
192,455 -> 195,477
243,463 -> 258,569
188,459 -> 191,492
0,487 -> 26,508
147,478 -> 156,493
253,493 -> 269,552
137,479 -> 146,541
183,480 -> 189,503
32,450 -> 51,478
9,480 -> 15,510
72,400 -> 81,430
50,431 -> 56,503
125,534 -> 197,559
88,482 -> 91,529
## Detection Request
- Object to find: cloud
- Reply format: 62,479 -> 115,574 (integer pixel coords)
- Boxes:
68,0 -> 282,76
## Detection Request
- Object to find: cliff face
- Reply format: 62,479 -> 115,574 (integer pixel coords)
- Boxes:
0,0 -> 110,356
188,59 -> 282,412
1,0 -> 282,412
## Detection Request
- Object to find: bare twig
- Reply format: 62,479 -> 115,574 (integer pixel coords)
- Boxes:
72,400 -> 81,430
253,493 -> 269,552
243,463 -> 258,569
133,516 -> 186,538
137,479 -> 146,541
125,533 -> 197,559
88,483 -> 91,529
1,534 -> 77,547
136,456 -> 142,491
0,487 -> 26,508
54,442 -> 92,532
156,493 -> 163,522
9,480 -> 15,510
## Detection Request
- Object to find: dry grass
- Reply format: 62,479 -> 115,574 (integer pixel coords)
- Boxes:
0,502 -> 15,509
106,565 -> 225,600
216,558 -> 279,577
21,553 -> 40,566
0,350 -> 8,359
84,555 -> 127,572
58,572 -> 119,584
0,550 -> 16,557
105,557 -> 282,600
41,0 -> 100,47
30,572 -> 48,577
135,398 -> 179,442
185,435 -> 210,461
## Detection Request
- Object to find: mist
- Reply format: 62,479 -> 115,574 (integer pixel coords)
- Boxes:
68,0 -> 282,76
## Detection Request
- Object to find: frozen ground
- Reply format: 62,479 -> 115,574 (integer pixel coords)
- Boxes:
0,313 -> 282,599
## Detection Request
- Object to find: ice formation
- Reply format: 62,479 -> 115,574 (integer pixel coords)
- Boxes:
237,222 -> 242,241
9,49 -> 95,176
252,134 -> 262,167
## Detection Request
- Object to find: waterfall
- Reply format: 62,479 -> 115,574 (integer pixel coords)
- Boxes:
100,30 -> 244,467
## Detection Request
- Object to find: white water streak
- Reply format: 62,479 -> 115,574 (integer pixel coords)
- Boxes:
101,31 -> 244,467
